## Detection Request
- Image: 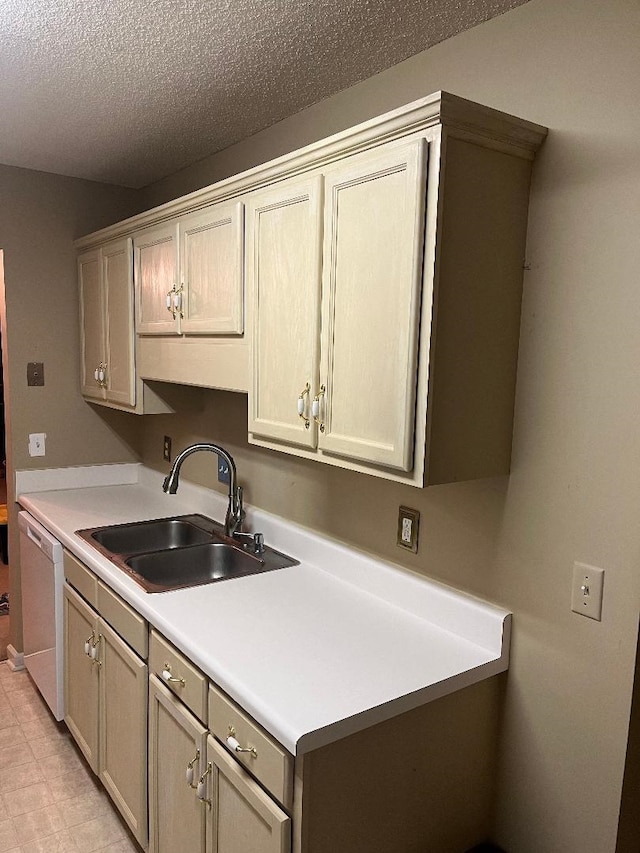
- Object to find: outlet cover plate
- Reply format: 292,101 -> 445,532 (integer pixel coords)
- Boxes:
27,362 -> 44,386
397,506 -> 419,553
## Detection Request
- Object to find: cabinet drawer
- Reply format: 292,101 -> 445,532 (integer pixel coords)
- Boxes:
64,550 -> 98,607
209,683 -> 293,810
149,631 -> 207,724
97,581 -> 147,659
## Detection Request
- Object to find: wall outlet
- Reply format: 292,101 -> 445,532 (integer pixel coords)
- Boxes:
163,436 -> 172,462
28,433 -> 46,457
397,506 -> 419,553
218,456 -> 230,484
571,562 -> 605,621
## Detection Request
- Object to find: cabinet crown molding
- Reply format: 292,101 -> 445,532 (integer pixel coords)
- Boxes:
75,91 -> 547,251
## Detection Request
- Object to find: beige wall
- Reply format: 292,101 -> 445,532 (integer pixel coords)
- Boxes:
139,0 -> 640,850
0,163 -> 143,648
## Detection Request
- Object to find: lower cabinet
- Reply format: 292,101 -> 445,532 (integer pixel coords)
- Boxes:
64,558 -> 499,853
148,677 -> 290,853
205,735 -> 290,853
148,675 -> 208,853
63,583 -> 148,848
148,637 -> 291,853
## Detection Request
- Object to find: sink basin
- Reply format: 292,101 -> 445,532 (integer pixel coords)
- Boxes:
90,517 -> 212,555
76,514 -> 299,593
125,542 -> 271,592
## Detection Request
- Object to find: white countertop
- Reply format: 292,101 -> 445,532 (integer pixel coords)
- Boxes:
17,463 -> 511,755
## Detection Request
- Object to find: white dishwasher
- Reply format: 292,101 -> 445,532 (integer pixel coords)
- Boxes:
18,510 -> 64,720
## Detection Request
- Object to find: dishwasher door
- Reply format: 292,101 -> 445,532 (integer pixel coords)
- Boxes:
18,510 -> 65,720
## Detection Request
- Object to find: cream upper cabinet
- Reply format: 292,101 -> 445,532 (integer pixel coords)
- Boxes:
78,238 -> 135,407
134,201 -> 244,336
76,92 -> 546,471
248,141 -> 427,474
318,141 -> 427,471
134,221 -> 180,335
78,248 -> 104,403
247,177 -> 323,449
180,201 -> 244,335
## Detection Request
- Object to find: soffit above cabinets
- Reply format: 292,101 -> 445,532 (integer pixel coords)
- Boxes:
0,0 -> 530,188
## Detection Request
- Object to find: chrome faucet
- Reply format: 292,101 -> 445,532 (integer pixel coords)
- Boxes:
162,443 -> 244,538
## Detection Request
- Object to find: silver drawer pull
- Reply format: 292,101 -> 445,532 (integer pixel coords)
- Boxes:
162,664 -> 185,686
227,727 -> 257,758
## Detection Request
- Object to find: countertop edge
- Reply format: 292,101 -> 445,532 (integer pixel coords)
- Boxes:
17,465 -> 512,755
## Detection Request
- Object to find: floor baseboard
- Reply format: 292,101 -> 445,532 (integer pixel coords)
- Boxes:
6,643 -> 24,671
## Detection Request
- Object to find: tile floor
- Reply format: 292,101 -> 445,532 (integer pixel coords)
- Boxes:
0,662 -> 141,852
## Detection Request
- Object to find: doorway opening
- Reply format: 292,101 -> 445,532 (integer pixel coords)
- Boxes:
0,251 -> 9,660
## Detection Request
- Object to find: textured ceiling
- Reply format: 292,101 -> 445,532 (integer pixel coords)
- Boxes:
0,0 -> 529,188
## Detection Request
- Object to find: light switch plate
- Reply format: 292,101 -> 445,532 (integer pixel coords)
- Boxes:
571,562 -> 604,621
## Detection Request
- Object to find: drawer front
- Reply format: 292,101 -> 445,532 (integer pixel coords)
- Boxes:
63,550 -> 98,607
209,683 -> 293,810
97,581 -> 148,659
149,631 -> 207,724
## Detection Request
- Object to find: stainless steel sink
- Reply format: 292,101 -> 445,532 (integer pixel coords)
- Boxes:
76,514 -> 298,593
90,517 -> 212,555
125,542 -> 267,591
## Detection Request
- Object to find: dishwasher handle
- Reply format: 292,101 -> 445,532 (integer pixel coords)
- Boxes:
27,526 -> 43,548
18,510 -> 64,563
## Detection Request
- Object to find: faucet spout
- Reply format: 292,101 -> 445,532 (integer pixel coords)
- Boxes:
162,443 -> 242,537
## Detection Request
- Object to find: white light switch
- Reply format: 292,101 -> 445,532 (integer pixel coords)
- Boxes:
571,562 -> 604,621
28,433 -> 46,457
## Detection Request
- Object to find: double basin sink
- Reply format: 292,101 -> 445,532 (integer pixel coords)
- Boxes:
77,514 -> 298,593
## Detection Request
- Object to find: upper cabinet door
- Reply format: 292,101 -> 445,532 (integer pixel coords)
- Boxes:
78,248 -> 105,400
134,222 -> 179,335
318,141 -> 428,471
179,201 -> 244,335
102,237 -> 135,407
247,177 -> 323,449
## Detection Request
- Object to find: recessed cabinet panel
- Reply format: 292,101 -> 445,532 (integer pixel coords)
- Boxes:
206,735 -> 291,853
248,177 -> 323,449
63,584 -> 99,772
99,619 -> 148,848
103,238 -> 135,406
64,575 -> 148,849
180,202 -> 244,335
149,675 -> 207,853
319,141 -> 427,471
78,249 -> 104,401
135,222 -> 179,335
